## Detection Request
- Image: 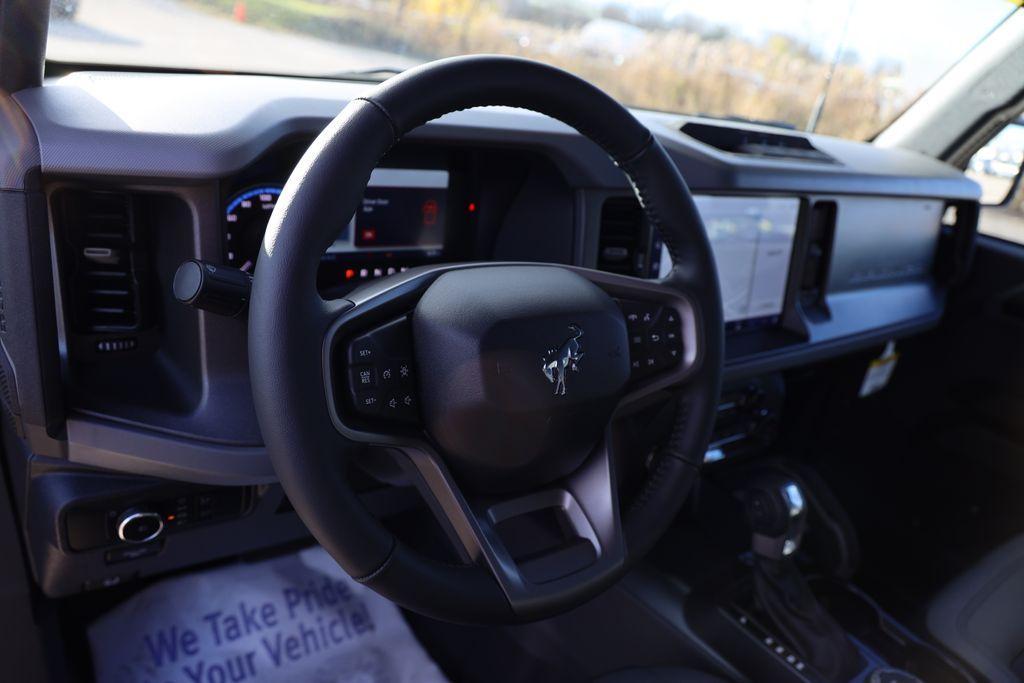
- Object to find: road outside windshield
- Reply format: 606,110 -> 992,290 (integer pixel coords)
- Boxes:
47,0 -> 1016,140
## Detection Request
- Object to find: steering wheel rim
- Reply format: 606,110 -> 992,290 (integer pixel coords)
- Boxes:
249,55 -> 724,624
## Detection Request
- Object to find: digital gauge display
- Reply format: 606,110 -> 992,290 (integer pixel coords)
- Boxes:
222,169 -> 450,284
224,186 -> 282,272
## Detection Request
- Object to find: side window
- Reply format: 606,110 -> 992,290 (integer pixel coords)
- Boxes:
967,119 -> 1024,243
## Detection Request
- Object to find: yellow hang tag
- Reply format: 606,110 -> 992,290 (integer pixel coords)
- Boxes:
859,340 -> 899,398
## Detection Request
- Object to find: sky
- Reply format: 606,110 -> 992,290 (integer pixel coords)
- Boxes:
655,0 -> 1017,91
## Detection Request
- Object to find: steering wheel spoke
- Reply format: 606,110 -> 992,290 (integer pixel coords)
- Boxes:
321,267 -> 438,438
567,267 -> 702,414
394,437 -> 625,619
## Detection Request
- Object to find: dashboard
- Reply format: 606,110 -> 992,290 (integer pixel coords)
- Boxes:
4,70 -> 978,468
0,70 -> 981,597
6,71 -> 978,472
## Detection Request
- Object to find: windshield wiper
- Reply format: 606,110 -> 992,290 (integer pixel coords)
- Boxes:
329,66 -> 407,82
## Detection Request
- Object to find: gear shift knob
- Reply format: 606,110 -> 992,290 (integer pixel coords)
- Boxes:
742,477 -> 865,680
746,479 -> 807,559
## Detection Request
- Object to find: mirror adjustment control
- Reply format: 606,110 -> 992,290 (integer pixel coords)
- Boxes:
346,317 -> 419,424
116,509 -> 164,544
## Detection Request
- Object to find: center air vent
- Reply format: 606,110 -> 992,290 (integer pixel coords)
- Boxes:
598,197 -> 647,276
799,200 -> 837,321
55,190 -> 153,334
681,122 -> 836,164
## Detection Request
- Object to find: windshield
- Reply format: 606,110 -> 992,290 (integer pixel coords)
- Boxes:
46,0 -> 1017,140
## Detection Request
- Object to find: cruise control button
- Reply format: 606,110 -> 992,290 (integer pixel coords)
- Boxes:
379,358 -> 414,386
350,365 -> 377,388
348,335 -> 378,363
343,316 -> 419,423
397,360 -> 413,383
354,391 -> 381,415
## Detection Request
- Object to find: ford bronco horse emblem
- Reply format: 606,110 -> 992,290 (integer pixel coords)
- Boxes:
542,324 -> 585,396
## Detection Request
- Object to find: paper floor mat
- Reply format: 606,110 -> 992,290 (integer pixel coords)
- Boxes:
88,546 -> 449,683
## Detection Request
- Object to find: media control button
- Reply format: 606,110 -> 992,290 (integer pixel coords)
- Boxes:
618,300 -> 662,331
615,299 -> 685,381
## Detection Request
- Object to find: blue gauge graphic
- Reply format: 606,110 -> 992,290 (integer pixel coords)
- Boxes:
223,185 -> 283,272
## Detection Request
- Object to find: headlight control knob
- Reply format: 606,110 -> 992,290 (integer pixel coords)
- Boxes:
116,509 -> 164,544
173,259 -> 252,318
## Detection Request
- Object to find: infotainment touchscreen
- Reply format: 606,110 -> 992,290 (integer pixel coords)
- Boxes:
657,196 -> 800,330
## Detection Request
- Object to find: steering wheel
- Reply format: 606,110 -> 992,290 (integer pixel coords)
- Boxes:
249,56 -> 724,624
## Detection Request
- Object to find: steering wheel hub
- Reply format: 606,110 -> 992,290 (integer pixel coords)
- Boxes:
414,265 -> 630,491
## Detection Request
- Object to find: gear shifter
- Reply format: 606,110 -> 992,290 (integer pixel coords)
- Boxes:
747,480 -> 807,559
745,478 -> 863,682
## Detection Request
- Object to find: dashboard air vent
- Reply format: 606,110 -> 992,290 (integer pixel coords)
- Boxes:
799,200 -> 837,321
681,122 -> 836,164
934,200 -> 979,286
598,197 -> 646,276
56,190 -> 152,333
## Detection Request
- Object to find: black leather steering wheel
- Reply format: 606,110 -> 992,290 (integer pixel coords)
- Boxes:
249,55 -> 724,624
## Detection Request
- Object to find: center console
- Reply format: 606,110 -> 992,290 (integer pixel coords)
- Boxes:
670,462 -> 977,683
